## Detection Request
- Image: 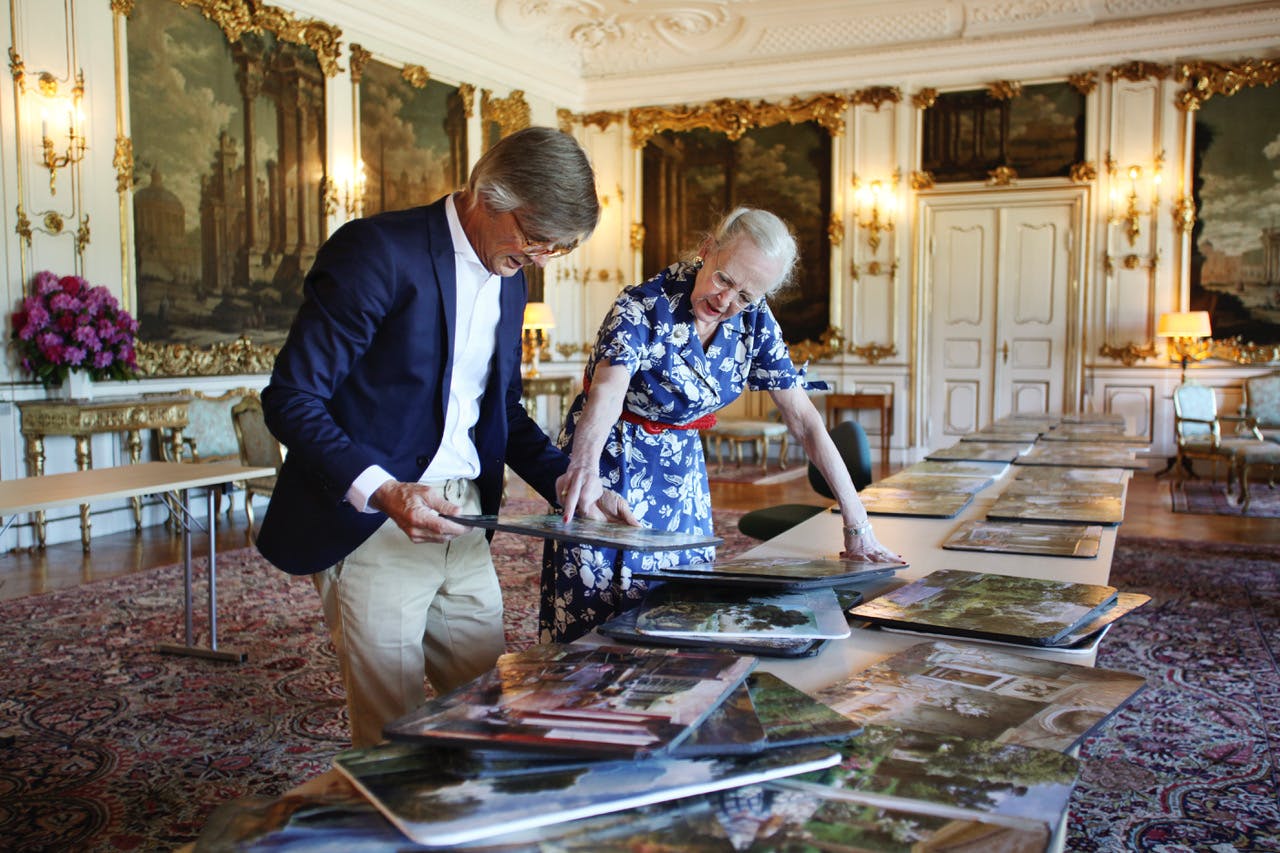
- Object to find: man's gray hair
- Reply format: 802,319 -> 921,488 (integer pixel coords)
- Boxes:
469,126 -> 599,245
710,206 -> 800,294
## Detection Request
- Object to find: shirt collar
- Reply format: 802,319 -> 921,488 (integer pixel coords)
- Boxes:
445,193 -> 487,273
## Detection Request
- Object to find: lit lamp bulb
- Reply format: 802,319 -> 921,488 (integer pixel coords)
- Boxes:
521,302 -> 556,377
1156,310 -> 1212,383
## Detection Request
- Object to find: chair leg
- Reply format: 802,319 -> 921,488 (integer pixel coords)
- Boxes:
778,435 -> 789,470
245,492 -> 255,529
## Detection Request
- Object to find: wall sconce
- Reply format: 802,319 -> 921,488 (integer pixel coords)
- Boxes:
323,162 -> 365,219
851,173 -> 897,254
1156,310 -> 1212,382
1108,154 -> 1162,247
35,71 -> 87,196
522,301 -> 556,377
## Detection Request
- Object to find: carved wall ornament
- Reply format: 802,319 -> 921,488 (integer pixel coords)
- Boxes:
561,109 -> 625,132
1108,61 -> 1172,82
75,215 -> 90,254
851,86 -> 901,110
15,205 -> 32,245
910,170 -> 935,190
987,80 -> 1022,100
458,84 -> 475,117
113,136 -> 134,193
851,260 -> 898,281
111,0 -> 135,15
401,64 -> 429,89
987,165 -> 1018,185
42,212 -> 63,234
172,0 -> 344,77
1067,71 -> 1098,95
912,88 -> 938,109
630,222 -> 646,251
1098,341 -> 1158,366
348,43 -> 372,83
135,335 -> 279,377
1172,195 -> 1196,234
1209,338 -> 1280,364
850,342 -> 897,364
787,326 -> 845,365
1176,58 -> 1280,111
628,93 -> 848,148
482,89 -> 532,138
828,213 -> 843,247
1070,161 -> 1097,183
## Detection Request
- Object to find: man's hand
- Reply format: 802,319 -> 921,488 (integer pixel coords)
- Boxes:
555,467 -> 604,523
369,481 -> 468,543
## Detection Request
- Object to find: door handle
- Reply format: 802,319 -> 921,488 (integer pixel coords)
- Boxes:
1001,341 -> 1009,364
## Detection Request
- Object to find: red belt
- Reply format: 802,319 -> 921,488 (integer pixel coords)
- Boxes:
583,372 -> 717,434
620,409 -> 718,434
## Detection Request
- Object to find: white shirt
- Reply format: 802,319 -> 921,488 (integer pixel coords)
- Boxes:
346,194 -> 503,512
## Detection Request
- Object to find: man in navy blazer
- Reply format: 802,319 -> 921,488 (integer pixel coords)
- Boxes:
257,127 -> 635,747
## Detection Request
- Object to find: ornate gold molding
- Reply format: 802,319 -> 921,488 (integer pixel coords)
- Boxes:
1176,58 -> 1280,111
42,211 -> 63,234
1068,71 -> 1098,95
113,136 -> 134,193
348,43 -> 372,83
827,213 -> 843,247
851,86 -> 901,110
1098,341 -> 1158,366
1070,161 -> 1097,183
851,260 -> 898,281
75,215 -> 90,254
1108,61 -> 1172,82
401,64 -> 428,89
987,80 -> 1022,100
1173,195 -> 1196,234
630,222 -> 645,252
628,93 -> 848,148
172,0 -> 344,77
110,0 -> 135,15
987,165 -> 1018,186
850,342 -> 897,364
788,327 -> 845,365
8,46 -> 25,86
910,170 -> 935,191
912,88 -> 938,110
15,204 -> 32,246
458,83 -> 475,118
561,109 -> 625,133
135,335 -> 279,377
1209,338 -> 1280,364
482,89 -> 531,138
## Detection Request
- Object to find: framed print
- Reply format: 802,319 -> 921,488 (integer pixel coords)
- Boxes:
125,0 -> 338,375
1183,60 -> 1280,357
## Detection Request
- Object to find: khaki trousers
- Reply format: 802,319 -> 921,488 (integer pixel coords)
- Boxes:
312,478 -> 504,748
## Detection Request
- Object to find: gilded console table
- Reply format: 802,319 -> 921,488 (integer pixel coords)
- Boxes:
17,394 -> 190,550
521,374 -> 575,433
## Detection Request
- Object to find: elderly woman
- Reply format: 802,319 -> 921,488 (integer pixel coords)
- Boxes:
542,206 -> 896,643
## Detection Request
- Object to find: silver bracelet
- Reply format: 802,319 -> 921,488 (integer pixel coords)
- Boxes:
842,520 -> 873,537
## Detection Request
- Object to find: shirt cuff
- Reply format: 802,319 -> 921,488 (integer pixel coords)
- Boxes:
347,465 -> 395,514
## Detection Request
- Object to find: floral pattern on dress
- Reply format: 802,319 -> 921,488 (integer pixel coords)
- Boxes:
539,259 -> 799,643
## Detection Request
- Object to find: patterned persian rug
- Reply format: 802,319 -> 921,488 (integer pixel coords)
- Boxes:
1170,479 -> 1280,518
0,524 -> 1276,850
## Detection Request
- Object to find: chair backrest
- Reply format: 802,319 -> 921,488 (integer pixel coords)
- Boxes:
231,395 -> 283,470
180,389 -> 248,462
1172,381 -> 1219,441
1245,371 -> 1280,426
807,420 -> 873,498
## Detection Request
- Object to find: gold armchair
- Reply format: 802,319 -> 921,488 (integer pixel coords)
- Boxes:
1171,381 -> 1263,486
1243,371 -> 1280,444
163,388 -> 253,520
230,395 -> 283,528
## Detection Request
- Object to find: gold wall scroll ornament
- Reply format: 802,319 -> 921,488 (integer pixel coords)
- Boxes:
912,88 -> 938,110
1098,341 -> 1158,366
110,0 -> 135,15
1070,161 -> 1097,183
987,80 -> 1022,100
1067,71 -> 1098,95
42,211 -> 63,234
135,335 -> 279,377
852,260 -> 898,281
1108,61 -> 1172,82
910,170 -> 935,190
987,165 -> 1018,186
481,89 -> 531,138
850,342 -> 897,364
561,109 -> 625,133
348,43 -> 372,83
628,93 -> 849,148
15,205 -> 32,245
1173,195 -> 1196,234
401,64 -> 429,89
113,136 -> 134,192
457,83 -> 475,118
787,326 -> 845,365
1209,339 -> 1280,364
172,0 -> 344,76
1175,58 -> 1280,111
828,213 -> 843,248
851,86 -> 901,110
556,342 -> 593,359
75,215 -> 90,254
630,222 -> 645,252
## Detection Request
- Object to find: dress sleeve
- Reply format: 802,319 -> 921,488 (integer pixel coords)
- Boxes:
594,289 -> 654,375
744,305 -> 801,392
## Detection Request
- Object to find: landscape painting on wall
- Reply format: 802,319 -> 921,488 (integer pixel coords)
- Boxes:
358,58 -> 467,217
1190,82 -> 1280,347
127,0 -> 327,349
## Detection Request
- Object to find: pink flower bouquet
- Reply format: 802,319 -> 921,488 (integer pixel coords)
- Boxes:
10,271 -> 140,388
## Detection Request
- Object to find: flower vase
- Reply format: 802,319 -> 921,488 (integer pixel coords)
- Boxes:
59,371 -> 94,401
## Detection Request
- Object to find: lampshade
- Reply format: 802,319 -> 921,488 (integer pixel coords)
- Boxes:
522,301 -> 556,330
1156,311 -> 1211,339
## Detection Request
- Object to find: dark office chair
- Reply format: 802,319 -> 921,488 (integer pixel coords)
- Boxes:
736,420 -> 873,541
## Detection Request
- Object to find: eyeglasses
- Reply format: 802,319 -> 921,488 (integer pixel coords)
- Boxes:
709,268 -> 766,311
512,214 -> 579,260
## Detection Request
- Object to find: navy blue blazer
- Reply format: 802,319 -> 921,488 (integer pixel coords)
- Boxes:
256,199 -> 566,575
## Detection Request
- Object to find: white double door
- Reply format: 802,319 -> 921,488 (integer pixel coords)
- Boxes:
921,187 -> 1086,445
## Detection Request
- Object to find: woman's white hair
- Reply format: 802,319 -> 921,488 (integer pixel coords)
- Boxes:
708,206 -> 800,295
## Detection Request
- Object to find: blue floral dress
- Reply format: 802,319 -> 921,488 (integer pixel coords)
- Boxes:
539,260 -> 800,643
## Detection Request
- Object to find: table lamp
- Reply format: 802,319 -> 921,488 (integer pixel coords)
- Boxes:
1156,310 -> 1212,383
522,302 -> 556,377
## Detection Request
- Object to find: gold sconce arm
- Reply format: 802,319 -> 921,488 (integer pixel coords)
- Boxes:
851,172 -> 899,256
1107,152 -> 1163,247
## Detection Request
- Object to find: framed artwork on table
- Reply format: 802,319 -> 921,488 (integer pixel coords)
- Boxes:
1181,60 -> 1280,361
122,0 -> 339,375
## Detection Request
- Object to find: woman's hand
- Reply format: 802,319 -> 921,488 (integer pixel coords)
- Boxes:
840,523 -> 902,564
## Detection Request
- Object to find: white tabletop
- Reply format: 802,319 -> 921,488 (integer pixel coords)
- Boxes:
0,461 -> 277,516
748,465 -> 1121,692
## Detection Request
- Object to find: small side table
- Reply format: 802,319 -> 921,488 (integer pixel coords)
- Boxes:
17,394 -> 190,550
824,392 -> 893,472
